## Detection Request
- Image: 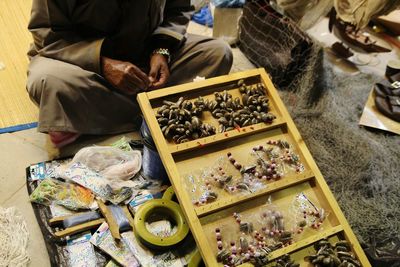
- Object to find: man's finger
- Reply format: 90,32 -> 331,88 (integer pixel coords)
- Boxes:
148,62 -> 160,84
127,65 -> 150,88
126,73 -> 146,90
153,63 -> 170,88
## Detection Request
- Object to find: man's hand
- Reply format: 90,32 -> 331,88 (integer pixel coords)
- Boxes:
101,56 -> 150,95
148,54 -> 170,90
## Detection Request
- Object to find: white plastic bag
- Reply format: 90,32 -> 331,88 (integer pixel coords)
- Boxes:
70,146 -> 142,190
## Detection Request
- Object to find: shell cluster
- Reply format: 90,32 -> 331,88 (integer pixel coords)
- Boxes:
157,80 -> 276,143
206,79 -> 276,133
156,97 -> 216,143
306,239 -> 361,267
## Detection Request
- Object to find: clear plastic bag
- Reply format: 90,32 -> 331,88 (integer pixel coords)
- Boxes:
70,146 -> 142,190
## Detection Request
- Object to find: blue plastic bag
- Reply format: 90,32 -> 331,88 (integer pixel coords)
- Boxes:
192,5 -> 214,27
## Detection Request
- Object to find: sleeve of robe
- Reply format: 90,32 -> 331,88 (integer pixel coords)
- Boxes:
28,0 -> 104,74
151,0 -> 195,51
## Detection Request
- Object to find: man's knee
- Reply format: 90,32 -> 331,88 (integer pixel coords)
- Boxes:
27,64 -> 63,105
26,57 -> 89,105
207,39 -> 233,74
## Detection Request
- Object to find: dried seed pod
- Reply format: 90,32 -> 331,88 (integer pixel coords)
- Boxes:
242,119 -> 251,127
222,90 -> 228,102
236,183 -> 250,191
170,104 -> 179,110
205,191 -> 218,202
165,124 -> 177,137
162,100 -> 175,106
158,117 -> 169,125
191,116 -> 200,129
204,99 -> 209,108
234,97 -> 241,106
210,100 -> 218,110
216,249 -> 230,262
242,94 -> 249,106
212,108 -> 221,116
239,237 -> 249,251
175,128 -> 185,134
161,108 -> 170,117
335,241 -> 351,250
218,117 -> 229,126
172,135 -> 180,142
226,99 -> 233,108
176,97 -> 184,107
336,245 -> 349,252
239,222 -> 253,233
191,132 -> 199,139
218,175 -> 232,187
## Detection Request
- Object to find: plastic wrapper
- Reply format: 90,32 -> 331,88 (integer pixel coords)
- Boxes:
29,178 -> 95,210
290,192 -> 328,233
122,231 -> 184,267
90,223 -> 140,267
70,146 -> 141,190
66,232 -> 98,267
62,162 -> 134,205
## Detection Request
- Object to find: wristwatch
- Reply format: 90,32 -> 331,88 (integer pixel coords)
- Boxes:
152,48 -> 171,64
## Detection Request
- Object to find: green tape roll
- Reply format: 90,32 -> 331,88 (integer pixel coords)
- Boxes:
133,198 -> 189,250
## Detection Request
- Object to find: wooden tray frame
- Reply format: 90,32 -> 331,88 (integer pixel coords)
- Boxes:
138,69 -> 370,266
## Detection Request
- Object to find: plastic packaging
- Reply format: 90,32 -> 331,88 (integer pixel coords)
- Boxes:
29,178 -> 95,210
90,223 -> 140,267
66,232 -> 98,267
290,192 -> 328,232
62,162 -> 134,205
70,146 -> 142,190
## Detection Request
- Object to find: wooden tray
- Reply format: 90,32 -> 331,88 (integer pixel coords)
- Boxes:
137,69 -> 370,266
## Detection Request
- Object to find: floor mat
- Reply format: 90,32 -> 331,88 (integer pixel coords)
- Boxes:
0,0 -> 38,132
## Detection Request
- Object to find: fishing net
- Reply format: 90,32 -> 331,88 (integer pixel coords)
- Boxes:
238,2 -> 400,263
238,0 -> 324,96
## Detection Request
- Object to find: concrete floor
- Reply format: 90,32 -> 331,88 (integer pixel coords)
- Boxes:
0,21 -> 254,267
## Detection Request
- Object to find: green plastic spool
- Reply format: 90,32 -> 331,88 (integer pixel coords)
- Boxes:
133,186 -> 189,250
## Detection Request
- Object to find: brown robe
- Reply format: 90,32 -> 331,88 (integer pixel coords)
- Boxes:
26,0 -> 233,134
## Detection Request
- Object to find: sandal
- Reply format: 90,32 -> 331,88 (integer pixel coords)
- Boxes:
374,80 -> 400,97
375,95 -> 400,122
389,72 -> 400,83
